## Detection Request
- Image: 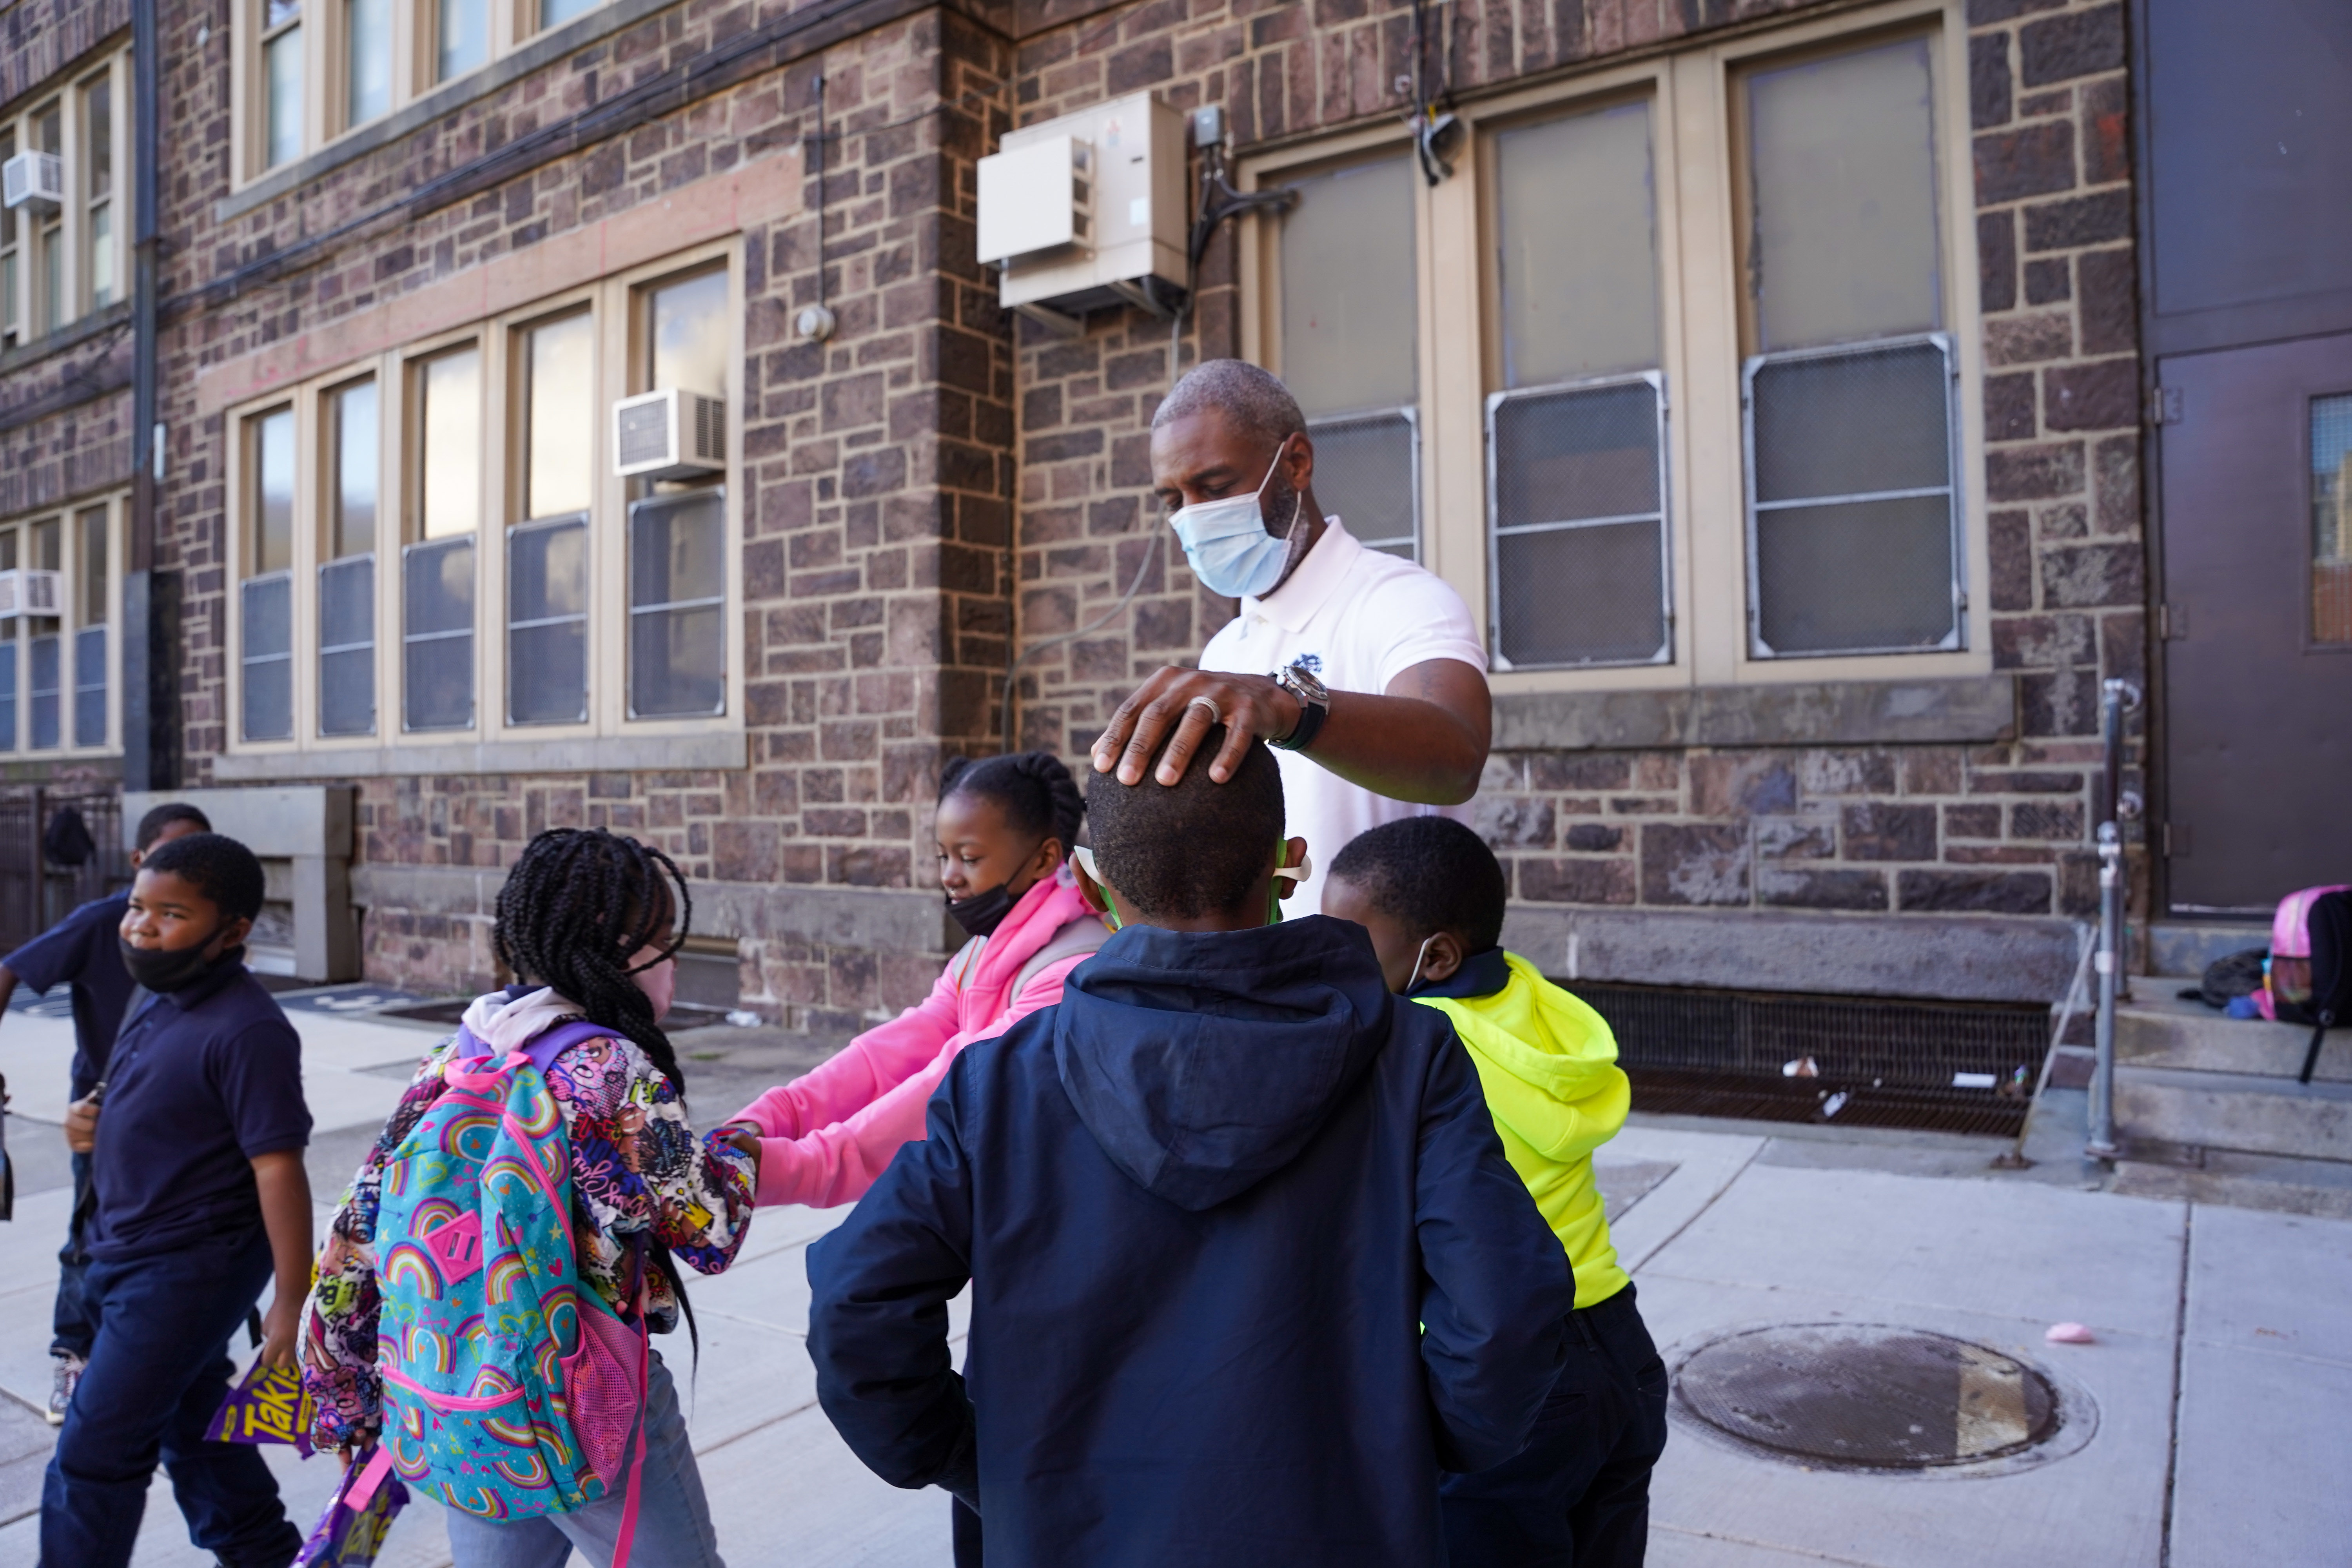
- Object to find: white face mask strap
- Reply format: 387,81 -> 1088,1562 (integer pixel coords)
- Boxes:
1252,435 -> 1294,500
1271,848 -> 1312,886
1405,933 -> 1437,993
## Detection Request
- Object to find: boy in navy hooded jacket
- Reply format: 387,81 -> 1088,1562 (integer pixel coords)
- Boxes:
808,727 -> 1575,1566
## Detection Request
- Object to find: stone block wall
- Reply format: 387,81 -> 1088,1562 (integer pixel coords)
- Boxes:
1001,0 -> 2151,989
0,0 -> 137,789
159,0 -> 1023,1019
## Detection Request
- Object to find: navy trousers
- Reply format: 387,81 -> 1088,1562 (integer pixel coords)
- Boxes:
40,1226 -> 302,1568
51,1151 -> 94,1360
1439,1283 -> 1669,1568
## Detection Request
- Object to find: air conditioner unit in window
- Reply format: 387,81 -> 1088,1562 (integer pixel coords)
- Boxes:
0,569 -> 63,618
613,388 -> 726,481
2,151 -> 64,215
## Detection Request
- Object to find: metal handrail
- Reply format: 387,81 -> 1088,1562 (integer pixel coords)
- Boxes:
2087,677 -> 2143,1164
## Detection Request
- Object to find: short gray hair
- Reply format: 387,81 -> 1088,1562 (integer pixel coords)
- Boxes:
1151,359 -> 1306,451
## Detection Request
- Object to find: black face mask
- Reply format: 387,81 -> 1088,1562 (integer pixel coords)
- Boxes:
119,932 -> 229,994
946,880 -> 1022,940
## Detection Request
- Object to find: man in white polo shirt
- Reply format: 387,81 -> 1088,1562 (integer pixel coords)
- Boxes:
1092,359 -> 1490,908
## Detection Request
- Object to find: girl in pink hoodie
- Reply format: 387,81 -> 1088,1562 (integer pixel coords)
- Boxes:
728,752 -> 1107,1209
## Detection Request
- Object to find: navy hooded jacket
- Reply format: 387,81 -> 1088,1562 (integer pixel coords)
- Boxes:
807,915 -> 1576,1566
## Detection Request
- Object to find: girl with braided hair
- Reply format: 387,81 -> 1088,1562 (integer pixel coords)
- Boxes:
726,750 -> 1107,1209
302,828 -> 757,1568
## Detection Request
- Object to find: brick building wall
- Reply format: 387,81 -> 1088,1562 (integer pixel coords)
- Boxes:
122,0 -> 2151,1014
1004,0 -> 2149,1001
160,0 -> 1025,1024
0,0 -> 136,797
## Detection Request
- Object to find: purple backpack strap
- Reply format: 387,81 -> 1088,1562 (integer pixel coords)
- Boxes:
455,1016 -> 623,1073
518,1018 -> 626,1073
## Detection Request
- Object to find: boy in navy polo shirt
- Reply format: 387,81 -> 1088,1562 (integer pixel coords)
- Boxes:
0,800 -> 210,1423
41,831 -> 312,1568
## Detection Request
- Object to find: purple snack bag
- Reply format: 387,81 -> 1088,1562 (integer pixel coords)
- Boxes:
294,1449 -> 408,1568
207,1361 -> 317,1457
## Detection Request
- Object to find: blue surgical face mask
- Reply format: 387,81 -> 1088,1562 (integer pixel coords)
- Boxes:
1168,440 -> 1300,600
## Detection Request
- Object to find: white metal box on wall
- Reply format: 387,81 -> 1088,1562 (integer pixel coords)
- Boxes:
978,93 -> 1186,316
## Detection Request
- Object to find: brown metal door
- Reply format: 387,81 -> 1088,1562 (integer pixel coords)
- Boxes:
2160,331 -> 2352,913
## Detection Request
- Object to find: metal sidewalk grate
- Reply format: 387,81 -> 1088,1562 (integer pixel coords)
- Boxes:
1565,980 -> 2046,1136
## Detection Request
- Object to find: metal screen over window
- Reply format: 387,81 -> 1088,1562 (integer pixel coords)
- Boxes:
28,635 -> 57,750
73,627 -> 104,746
1488,377 -> 1671,668
241,577 -> 293,740
84,75 -> 113,311
406,348 -> 477,730
628,490 -> 724,717
319,556 -> 373,735
0,644 -> 16,751
509,518 -> 588,724
323,378 -> 377,736
2312,393 -> 2352,645
245,408 -> 296,740
74,506 -> 105,747
403,538 -> 474,729
1308,410 -> 1417,560
1741,34 -> 1955,661
1490,97 -> 1667,667
1745,336 -> 1960,657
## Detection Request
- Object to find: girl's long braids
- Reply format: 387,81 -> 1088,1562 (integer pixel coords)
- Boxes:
493,828 -> 701,1354
494,828 -> 693,1091
942,750 -> 1085,853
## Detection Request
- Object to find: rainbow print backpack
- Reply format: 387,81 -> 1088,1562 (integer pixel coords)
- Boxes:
375,1019 -> 648,1554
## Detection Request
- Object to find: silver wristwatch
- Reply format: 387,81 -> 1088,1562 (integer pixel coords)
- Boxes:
1270,661 -> 1330,752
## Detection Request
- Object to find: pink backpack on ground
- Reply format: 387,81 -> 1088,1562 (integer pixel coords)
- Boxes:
2256,884 -> 2352,1083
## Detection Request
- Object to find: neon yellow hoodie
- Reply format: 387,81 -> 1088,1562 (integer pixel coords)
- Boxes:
1417,952 -> 1631,1309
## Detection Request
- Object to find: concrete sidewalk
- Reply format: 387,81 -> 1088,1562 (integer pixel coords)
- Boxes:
0,1003 -> 2344,1566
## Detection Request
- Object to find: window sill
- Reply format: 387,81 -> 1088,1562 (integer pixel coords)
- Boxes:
212,728 -> 745,779
1490,675 -> 2016,751
218,0 -> 677,224
0,752 -> 125,784
0,300 -> 134,382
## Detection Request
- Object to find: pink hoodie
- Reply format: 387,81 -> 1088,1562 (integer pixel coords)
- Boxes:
731,871 -> 1107,1208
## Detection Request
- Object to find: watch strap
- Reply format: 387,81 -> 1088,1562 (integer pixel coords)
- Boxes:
1271,687 -> 1328,752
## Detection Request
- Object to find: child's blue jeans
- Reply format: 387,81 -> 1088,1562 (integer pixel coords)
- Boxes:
51,1151 -> 96,1360
40,1225 -> 301,1568
442,1352 -> 725,1568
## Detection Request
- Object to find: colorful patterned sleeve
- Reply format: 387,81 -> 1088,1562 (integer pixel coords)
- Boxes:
544,1033 -> 758,1327
303,1040 -> 460,1452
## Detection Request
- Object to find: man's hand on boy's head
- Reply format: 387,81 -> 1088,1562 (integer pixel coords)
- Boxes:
1093,666 -> 1301,787
64,1094 -> 99,1153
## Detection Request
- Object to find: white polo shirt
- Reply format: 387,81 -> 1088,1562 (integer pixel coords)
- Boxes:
1198,517 -> 1488,912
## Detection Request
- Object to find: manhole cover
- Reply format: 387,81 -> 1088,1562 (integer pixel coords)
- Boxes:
1675,1323 -> 2062,1470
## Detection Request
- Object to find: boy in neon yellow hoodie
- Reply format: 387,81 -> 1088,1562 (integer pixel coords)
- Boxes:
1326,817 -> 1667,1568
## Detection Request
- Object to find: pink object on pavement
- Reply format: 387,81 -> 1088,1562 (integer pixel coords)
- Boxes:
731,872 -> 1106,1208
2045,1321 -> 2096,1344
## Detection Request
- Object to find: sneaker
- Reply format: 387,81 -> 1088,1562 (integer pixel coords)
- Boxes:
47,1354 -> 81,1425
